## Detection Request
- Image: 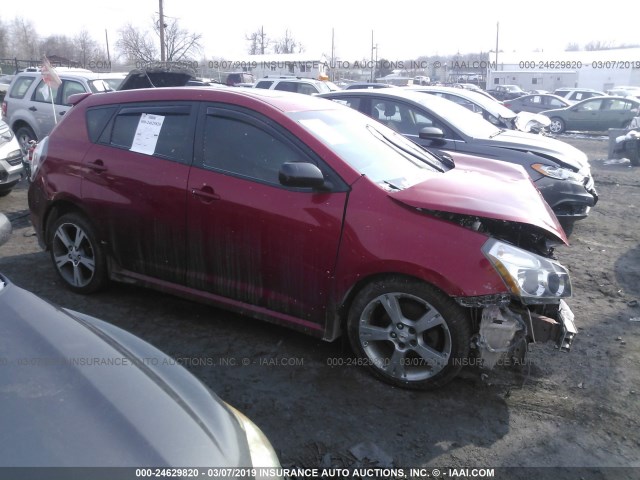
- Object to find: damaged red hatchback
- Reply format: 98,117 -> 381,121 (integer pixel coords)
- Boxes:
28,87 -> 576,389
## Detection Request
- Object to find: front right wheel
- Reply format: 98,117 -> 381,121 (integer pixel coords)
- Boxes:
347,277 -> 471,390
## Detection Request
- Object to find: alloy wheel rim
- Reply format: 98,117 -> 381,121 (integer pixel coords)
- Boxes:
52,223 -> 96,288
358,292 -> 451,381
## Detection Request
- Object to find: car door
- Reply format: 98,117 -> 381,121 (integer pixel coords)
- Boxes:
81,102 -> 196,284
30,80 -> 65,136
185,104 -> 349,326
599,98 -> 636,129
567,98 -> 603,130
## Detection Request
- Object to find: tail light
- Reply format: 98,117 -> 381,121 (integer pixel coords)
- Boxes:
30,136 -> 48,181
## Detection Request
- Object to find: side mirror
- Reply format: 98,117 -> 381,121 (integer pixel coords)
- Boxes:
0,213 -> 11,247
419,127 -> 445,142
279,162 -> 326,189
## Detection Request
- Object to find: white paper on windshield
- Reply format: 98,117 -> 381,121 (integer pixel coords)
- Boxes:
131,113 -> 165,155
299,118 -> 347,145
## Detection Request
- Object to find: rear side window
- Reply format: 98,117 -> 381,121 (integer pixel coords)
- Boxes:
274,81 -> 297,93
33,80 -> 59,103
9,76 -> 35,99
100,104 -> 194,163
255,81 -> 273,89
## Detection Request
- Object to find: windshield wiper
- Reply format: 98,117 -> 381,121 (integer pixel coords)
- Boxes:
383,180 -> 402,190
489,129 -> 506,138
368,126 -> 445,172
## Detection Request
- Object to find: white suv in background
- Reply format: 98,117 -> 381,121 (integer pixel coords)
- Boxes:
554,88 -> 605,104
1,68 -> 114,152
0,120 -> 23,196
253,76 -> 332,95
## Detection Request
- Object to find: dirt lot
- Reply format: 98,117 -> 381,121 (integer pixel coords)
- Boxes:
1,135 -> 638,479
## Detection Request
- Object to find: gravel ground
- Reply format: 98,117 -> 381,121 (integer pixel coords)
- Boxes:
0,134 -> 638,480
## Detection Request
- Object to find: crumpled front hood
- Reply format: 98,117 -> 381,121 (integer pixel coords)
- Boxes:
480,129 -> 589,171
390,155 -> 567,244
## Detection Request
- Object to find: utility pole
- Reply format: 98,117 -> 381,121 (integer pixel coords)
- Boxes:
495,21 -> 499,69
159,0 -> 166,61
370,30 -> 375,82
105,29 -> 111,71
261,26 -> 266,55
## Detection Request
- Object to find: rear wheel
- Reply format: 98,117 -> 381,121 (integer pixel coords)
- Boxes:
548,117 -> 565,134
50,213 -> 108,294
347,277 -> 471,390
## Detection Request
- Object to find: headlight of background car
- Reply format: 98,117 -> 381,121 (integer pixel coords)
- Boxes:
532,163 -> 584,182
483,238 -> 571,304
226,404 -> 283,478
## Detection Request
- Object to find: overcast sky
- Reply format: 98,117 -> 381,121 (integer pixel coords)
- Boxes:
1,1 -> 636,61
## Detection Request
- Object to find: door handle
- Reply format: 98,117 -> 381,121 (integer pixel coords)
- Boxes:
28,106 -> 37,111
87,159 -> 107,173
191,185 -> 220,202
59,111 -> 66,116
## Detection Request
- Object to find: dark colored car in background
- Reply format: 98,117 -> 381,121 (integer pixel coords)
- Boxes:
28,87 -> 576,390
318,88 -> 598,229
0,213 -> 282,472
503,94 -> 571,114
541,96 -> 640,134
404,85 -> 518,129
486,84 -> 526,101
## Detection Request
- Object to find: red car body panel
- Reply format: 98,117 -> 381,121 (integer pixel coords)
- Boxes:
29,87 -> 566,341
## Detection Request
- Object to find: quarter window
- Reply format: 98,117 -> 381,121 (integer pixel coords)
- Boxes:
9,76 -> 35,99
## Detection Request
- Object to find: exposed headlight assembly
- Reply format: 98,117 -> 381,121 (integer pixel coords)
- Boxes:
532,163 -> 584,183
483,238 -> 571,304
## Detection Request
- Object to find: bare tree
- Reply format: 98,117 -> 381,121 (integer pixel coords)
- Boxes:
9,17 -> 39,59
117,17 -> 201,63
117,23 -> 158,62
0,18 -> 8,58
153,17 -> 202,61
40,34 -> 77,61
75,29 -> 103,68
585,40 -> 615,51
272,29 -> 304,54
246,27 -> 269,55
565,42 -> 581,51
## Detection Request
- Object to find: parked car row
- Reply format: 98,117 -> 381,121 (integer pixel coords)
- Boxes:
318,88 -> 597,230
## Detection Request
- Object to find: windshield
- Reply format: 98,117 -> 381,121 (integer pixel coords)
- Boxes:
415,95 -> 503,138
89,80 -> 113,93
291,108 -> 449,191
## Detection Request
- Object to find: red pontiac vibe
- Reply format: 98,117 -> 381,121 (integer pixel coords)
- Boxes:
27,87 -> 576,389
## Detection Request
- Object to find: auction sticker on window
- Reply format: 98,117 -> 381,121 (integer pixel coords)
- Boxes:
131,113 -> 165,155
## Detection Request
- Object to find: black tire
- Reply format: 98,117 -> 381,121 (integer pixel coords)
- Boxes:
347,277 -> 471,390
49,213 -> 108,294
15,125 -> 37,154
548,117 -> 565,134
0,189 -> 12,197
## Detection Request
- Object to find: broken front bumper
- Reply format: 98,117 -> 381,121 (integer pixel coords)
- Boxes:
475,300 -> 577,369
